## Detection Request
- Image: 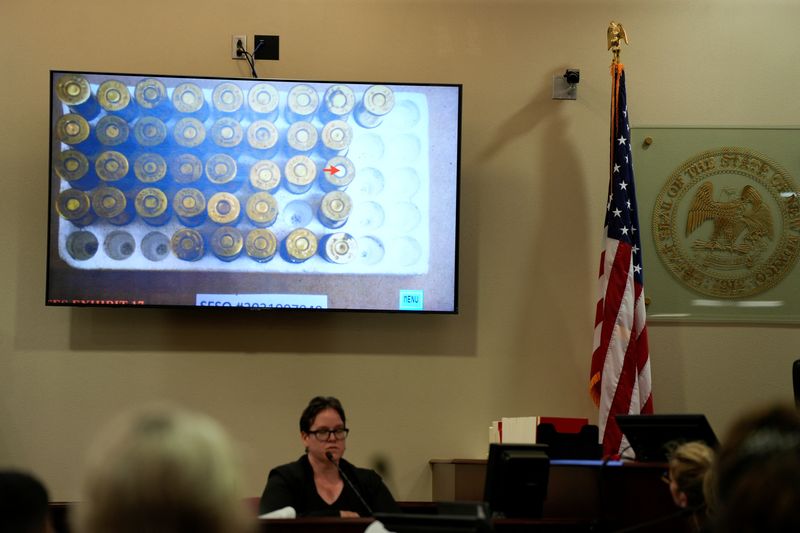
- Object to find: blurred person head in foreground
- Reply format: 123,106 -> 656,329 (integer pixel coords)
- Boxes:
711,402 -> 800,533
75,403 -> 252,533
0,470 -> 51,533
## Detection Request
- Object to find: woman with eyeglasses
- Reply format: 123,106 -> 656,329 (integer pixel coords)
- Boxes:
258,396 -> 400,517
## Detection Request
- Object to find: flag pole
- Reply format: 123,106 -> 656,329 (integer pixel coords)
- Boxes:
592,21 -> 654,457
607,21 -> 628,198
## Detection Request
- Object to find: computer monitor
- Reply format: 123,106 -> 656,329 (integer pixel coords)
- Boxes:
374,504 -> 492,533
483,443 -> 550,518
615,414 -> 719,462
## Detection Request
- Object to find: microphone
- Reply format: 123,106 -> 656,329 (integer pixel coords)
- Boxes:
326,451 -> 373,516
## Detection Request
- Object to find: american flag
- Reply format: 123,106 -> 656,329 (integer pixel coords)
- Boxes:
589,63 -> 653,457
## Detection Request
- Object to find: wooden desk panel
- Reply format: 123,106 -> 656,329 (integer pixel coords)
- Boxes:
50,504 -> 613,533
430,459 -> 487,502
259,517 -> 373,533
430,459 -> 691,533
259,517 -> 596,533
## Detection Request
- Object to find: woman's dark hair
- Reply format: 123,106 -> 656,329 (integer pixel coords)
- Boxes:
300,396 -> 346,433
0,470 -> 50,533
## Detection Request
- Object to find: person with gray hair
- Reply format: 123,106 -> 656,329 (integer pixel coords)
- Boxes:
74,404 -> 253,533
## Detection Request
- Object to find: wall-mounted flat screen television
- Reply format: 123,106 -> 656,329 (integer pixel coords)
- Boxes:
46,71 -> 461,312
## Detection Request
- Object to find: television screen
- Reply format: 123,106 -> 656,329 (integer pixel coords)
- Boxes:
483,443 -> 550,518
615,414 -> 719,462
46,71 -> 461,312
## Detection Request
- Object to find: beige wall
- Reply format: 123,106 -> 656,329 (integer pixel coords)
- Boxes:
2,0 -> 799,502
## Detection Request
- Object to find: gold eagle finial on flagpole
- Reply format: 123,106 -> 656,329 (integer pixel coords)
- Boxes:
607,21 -> 629,64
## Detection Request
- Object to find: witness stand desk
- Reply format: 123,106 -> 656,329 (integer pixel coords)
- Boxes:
430,458 -> 693,533
258,516 -> 595,533
50,460 -> 691,533
259,517 -> 373,533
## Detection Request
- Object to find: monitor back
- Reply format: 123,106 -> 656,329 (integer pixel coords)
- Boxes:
616,413 -> 718,462
483,443 -> 550,518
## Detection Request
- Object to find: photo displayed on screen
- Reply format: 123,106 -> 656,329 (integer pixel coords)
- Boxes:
46,71 -> 461,312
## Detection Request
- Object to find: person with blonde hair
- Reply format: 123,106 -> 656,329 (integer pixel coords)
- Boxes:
664,441 -> 714,532
74,404 -> 253,533
666,441 -> 714,510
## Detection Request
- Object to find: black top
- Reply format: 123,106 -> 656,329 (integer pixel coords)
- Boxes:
259,455 -> 401,517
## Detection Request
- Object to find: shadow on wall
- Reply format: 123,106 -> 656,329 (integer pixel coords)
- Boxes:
478,68 -> 594,372
520,93 -> 593,356
472,69 -> 596,403
480,88 -> 551,162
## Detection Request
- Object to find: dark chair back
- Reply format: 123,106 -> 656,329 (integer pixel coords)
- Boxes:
793,359 -> 800,406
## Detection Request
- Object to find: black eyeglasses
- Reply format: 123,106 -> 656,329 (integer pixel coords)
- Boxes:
307,428 -> 350,441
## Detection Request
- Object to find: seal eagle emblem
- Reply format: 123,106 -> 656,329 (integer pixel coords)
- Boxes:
686,182 -> 773,264
652,147 -> 800,298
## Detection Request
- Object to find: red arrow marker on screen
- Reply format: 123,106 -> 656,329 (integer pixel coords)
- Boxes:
324,165 -> 340,174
